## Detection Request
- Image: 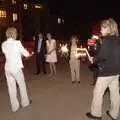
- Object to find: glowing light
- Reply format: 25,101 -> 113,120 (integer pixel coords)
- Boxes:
92,35 -> 99,39
58,18 -> 61,24
75,46 -> 91,59
35,5 -> 42,8
0,10 -> 6,18
12,13 -> 18,22
24,4 -> 28,10
61,44 -> 69,53
12,0 -> 16,4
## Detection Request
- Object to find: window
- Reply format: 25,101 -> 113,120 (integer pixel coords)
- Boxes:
58,18 -> 61,24
12,0 -> 16,4
24,4 -> 28,10
34,5 -> 42,9
0,10 -> 6,18
13,13 -> 18,22
58,17 -> 64,24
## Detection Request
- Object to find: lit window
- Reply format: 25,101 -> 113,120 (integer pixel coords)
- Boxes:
12,0 -> 16,4
58,18 -> 61,24
62,19 -> 64,24
0,10 -> 6,18
13,13 -> 18,22
24,4 -> 28,10
35,5 -> 42,9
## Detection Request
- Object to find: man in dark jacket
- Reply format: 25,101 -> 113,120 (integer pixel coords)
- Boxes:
86,18 -> 120,120
34,33 -> 46,74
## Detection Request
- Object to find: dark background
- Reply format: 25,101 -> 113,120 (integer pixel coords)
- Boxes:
39,0 -> 120,38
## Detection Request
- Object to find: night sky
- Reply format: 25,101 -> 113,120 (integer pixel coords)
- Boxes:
39,0 -> 120,22
27,0 -> 120,40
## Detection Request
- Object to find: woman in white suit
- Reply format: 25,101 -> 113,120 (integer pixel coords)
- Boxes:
2,27 -> 31,112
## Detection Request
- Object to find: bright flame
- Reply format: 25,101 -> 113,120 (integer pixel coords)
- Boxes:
92,35 -> 99,39
75,47 -> 87,58
61,44 -> 69,53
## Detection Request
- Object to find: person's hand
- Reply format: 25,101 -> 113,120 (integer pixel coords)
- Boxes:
25,53 -> 33,59
89,57 -> 93,63
47,51 -> 52,55
31,52 -> 34,55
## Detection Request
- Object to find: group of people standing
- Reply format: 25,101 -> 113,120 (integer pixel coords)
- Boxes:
34,32 -> 81,83
34,33 -> 57,77
1,17 -> 120,120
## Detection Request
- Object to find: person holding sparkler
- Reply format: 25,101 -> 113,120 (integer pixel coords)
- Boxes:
69,35 -> 81,83
1,27 -> 32,112
86,18 -> 120,120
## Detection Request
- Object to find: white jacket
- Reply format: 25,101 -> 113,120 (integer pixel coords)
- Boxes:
2,38 -> 30,71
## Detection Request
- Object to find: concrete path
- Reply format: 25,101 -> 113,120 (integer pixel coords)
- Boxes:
0,57 -> 118,120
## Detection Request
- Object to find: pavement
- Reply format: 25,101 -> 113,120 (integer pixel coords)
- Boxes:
0,56 -> 119,120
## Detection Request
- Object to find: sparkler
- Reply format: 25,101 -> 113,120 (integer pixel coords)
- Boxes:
60,44 -> 69,54
75,46 -> 91,60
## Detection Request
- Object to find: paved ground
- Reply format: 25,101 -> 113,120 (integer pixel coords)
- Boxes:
0,56 -> 119,120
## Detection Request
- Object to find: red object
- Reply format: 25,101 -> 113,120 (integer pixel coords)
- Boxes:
22,41 -> 34,53
87,39 -> 96,46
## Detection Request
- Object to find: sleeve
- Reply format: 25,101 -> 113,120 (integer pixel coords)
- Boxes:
1,42 -> 5,54
19,41 -> 30,57
93,39 -> 108,63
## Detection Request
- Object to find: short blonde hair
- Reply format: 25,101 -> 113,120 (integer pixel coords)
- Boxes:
6,27 -> 17,39
101,18 -> 119,36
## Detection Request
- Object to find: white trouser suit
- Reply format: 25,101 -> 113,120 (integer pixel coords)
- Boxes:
5,68 -> 29,112
2,38 -> 30,112
91,75 -> 120,119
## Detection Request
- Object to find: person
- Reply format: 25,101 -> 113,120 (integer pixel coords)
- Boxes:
68,35 -> 80,83
46,33 -> 57,77
1,27 -> 31,112
87,35 -> 102,85
34,32 -> 47,74
86,18 -> 120,120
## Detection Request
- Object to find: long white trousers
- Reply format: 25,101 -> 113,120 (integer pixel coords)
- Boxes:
5,69 -> 30,112
91,75 -> 120,119
69,59 -> 80,82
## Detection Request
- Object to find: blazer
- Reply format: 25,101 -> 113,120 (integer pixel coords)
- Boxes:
34,36 -> 46,58
2,38 -> 30,71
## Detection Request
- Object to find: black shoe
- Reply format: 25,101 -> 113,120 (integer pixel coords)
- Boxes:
43,71 -> 47,74
86,112 -> 102,120
78,81 -> 80,83
35,72 -> 40,75
72,81 -> 75,84
30,100 -> 32,105
106,111 -> 117,120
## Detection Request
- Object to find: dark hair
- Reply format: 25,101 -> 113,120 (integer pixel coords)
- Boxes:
69,35 -> 81,47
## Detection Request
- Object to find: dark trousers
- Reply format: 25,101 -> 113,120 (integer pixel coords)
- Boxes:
36,53 -> 46,74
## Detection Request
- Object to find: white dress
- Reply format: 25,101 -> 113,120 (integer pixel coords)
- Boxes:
46,39 -> 57,63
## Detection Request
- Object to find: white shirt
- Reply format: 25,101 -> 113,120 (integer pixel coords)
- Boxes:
37,38 -> 42,53
2,38 -> 30,71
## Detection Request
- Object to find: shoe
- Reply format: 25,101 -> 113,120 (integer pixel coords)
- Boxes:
72,81 -> 75,84
86,112 -> 102,120
29,100 -> 32,104
12,105 -> 20,112
78,81 -> 80,83
22,100 -> 32,108
43,72 -> 47,74
106,111 -> 117,120
35,72 -> 40,75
